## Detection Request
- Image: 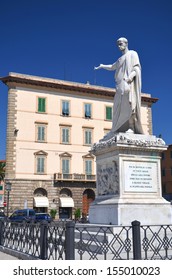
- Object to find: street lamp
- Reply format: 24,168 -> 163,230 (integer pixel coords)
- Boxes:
6,182 -> 12,217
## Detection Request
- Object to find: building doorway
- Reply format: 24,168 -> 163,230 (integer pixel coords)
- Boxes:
82,189 -> 95,217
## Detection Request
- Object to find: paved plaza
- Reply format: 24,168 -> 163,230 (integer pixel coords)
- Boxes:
0,251 -> 18,260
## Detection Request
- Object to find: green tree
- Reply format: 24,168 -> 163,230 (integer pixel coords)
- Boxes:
0,162 -> 5,181
50,209 -> 57,219
74,208 -> 81,220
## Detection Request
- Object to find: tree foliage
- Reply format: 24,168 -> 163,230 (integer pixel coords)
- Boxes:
50,209 -> 57,219
0,162 -> 5,180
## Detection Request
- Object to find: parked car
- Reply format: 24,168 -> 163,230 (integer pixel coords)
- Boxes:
9,209 -> 36,223
0,211 -> 6,220
34,213 -> 52,223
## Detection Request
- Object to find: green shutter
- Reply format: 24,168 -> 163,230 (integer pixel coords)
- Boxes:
106,107 -> 112,120
38,98 -> 46,112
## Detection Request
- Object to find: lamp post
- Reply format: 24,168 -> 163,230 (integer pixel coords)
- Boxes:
6,182 -> 12,217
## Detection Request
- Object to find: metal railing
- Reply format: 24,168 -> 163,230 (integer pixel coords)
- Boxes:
54,173 -> 96,182
0,219 -> 172,260
75,223 -> 133,260
140,224 -> 172,260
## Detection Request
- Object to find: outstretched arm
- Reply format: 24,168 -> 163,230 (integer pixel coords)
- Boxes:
94,63 -> 116,71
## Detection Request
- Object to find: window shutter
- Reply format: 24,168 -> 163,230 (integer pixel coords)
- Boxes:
42,98 -> 45,112
38,98 -> 46,112
66,129 -> 69,143
66,160 -> 69,174
62,159 -> 69,174
85,131 -> 88,144
106,107 -> 112,120
62,129 -> 65,142
85,130 -> 92,144
85,104 -> 91,118
62,128 -> 69,143
37,157 -> 44,173
37,158 -> 40,172
38,126 -> 45,141
38,98 -> 41,112
89,131 -> 92,144
85,160 -> 92,174
62,101 -> 69,115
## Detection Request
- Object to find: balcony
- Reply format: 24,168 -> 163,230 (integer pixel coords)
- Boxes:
54,173 -> 96,182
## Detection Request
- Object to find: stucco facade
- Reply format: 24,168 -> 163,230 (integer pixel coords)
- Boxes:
161,145 -> 172,201
0,72 -> 157,218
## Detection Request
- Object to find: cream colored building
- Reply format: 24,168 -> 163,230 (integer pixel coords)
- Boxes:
1,72 -> 157,218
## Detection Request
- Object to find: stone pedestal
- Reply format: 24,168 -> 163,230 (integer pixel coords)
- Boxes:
89,132 -> 172,225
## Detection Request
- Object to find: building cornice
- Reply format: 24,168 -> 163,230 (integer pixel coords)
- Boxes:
0,72 -> 158,103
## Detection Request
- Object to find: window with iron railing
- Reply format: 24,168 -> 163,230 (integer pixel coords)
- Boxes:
85,159 -> 93,180
62,158 -> 71,179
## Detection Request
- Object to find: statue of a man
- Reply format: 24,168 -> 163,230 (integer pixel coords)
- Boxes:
95,37 -> 143,136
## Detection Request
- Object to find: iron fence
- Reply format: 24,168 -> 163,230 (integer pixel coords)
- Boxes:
0,219 -> 172,260
140,224 -> 172,260
75,224 -> 133,260
0,220 -> 41,258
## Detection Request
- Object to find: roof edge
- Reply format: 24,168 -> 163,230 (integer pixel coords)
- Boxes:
0,72 -> 158,102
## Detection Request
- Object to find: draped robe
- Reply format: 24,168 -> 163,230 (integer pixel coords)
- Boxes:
111,50 -> 143,134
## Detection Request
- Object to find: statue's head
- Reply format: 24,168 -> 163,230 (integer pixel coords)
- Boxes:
116,37 -> 128,51
117,37 -> 128,44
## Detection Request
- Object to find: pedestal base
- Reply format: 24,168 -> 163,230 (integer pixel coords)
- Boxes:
89,197 -> 172,225
90,132 -> 172,226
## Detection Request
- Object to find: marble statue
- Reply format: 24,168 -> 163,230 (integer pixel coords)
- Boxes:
95,37 -> 143,136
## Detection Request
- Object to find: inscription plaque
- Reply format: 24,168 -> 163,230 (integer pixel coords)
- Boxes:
123,160 -> 158,193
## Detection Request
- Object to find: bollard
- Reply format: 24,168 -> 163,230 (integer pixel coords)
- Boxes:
65,220 -> 75,260
40,221 -> 48,260
132,220 -> 142,260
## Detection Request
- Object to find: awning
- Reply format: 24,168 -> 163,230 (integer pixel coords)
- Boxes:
34,196 -> 49,207
59,197 -> 74,207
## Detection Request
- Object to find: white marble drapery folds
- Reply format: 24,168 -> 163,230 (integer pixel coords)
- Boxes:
95,38 -> 144,136
112,50 -> 143,134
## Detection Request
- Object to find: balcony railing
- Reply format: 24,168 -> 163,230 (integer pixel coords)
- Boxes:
54,173 -> 96,182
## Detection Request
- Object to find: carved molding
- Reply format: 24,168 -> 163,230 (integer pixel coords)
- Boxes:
91,132 -> 166,154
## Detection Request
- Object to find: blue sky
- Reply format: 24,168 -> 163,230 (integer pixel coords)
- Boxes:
0,0 -> 172,159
